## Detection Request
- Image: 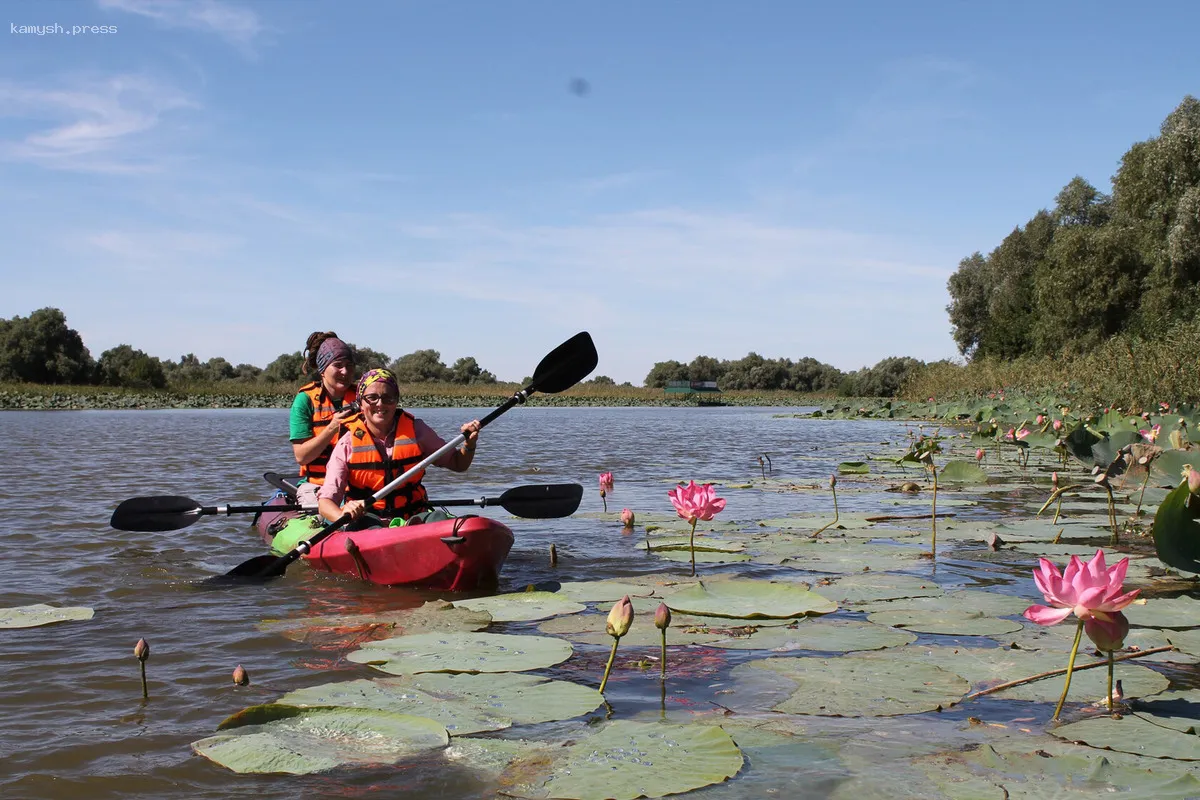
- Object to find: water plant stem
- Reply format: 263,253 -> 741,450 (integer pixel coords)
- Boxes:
1036,484 -> 1082,518
1053,620 -> 1086,721
963,645 -> 1172,700
930,465 -> 938,558
139,661 -> 148,700
811,483 -> 840,538
660,628 -> 667,681
688,518 -> 698,577
1106,651 -> 1115,711
599,637 -> 620,694
1135,468 -> 1152,519
1103,484 -> 1118,545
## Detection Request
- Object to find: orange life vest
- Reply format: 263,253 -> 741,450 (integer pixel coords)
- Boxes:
342,410 -> 429,519
297,381 -> 358,484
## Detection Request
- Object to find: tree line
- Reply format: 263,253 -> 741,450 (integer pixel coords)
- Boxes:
946,96 -> 1200,360
0,308 -> 504,389
643,352 -> 924,397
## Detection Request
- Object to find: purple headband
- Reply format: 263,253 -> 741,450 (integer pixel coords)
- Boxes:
315,338 -> 353,374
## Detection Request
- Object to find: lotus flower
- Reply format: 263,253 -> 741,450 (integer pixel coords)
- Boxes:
620,508 -> 635,528
1053,418 -> 1063,432
598,472 -> 613,511
1023,549 -> 1139,719
976,448 -> 985,462
1160,402 -> 1171,411
655,602 -> 672,679
232,664 -> 249,686
1016,427 -> 1030,440
133,638 -> 150,699
669,480 -> 727,577
1085,611 -> 1129,652
1139,424 -> 1161,443
1037,414 -> 1046,426
1184,464 -> 1200,494
599,595 -> 634,693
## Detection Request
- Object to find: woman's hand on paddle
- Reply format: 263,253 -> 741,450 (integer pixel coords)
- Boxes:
342,499 -> 368,520
460,419 -> 481,448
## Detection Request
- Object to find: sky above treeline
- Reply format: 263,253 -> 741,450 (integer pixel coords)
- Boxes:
3,1 -> 1198,384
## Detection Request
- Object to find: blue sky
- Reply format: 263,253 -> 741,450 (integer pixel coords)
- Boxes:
2,1 -> 1198,384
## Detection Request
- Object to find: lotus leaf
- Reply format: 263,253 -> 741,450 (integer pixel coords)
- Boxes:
643,535 -> 745,552
554,580 -> 657,602
0,603 -> 94,628
858,589 -> 1029,617
1123,595 -> 1200,628
257,600 -> 491,649
866,608 -> 1024,636
755,541 -> 927,573
711,618 -> 915,652
1150,480 -> 1200,573
865,645 -> 1169,703
275,672 -> 602,735
937,460 -> 988,483
819,573 -> 944,605
735,655 -> 969,716
451,591 -> 585,622
191,705 -> 448,774
1051,691 -> 1200,760
656,549 -> 753,565
756,513 -> 877,530
1167,628 -> 1200,656
992,624 -> 1197,663
484,719 -> 744,799
347,632 -> 572,675
838,461 -> 870,474
664,579 -> 837,619
915,742 -> 1200,798
537,606 -> 777,647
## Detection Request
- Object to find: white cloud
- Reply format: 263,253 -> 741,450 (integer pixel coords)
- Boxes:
0,75 -> 195,172
96,0 -> 264,52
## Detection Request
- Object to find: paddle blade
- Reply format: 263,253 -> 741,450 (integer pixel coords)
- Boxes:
497,483 -> 584,519
111,496 -> 203,532
527,332 -> 597,394
219,554 -> 289,581
263,472 -> 301,495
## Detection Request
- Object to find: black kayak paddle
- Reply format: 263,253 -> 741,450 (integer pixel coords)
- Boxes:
216,331 -> 598,584
110,483 -> 584,532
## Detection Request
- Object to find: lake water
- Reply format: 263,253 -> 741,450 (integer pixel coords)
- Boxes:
0,406 -> 1103,798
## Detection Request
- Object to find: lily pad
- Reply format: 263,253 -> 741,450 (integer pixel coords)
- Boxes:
554,580 -> 657,603
0,603 -> 94,628
655,549 -> 753,565
451,592 -> 585,623
819,573 -> 944,605
664,579 -> 837,619
347,632 -> 572,675
479,719 -> 744,799
1167,627 -> 1200,656
865,608 -> 1025,636
536,606 -> 758,647
757,513 -> 877,531
1051,691 -> 1200,760
258,600 -> 491,649
710,618 -> 916,652
838,461 -> 870,474
643,536 -> 745,552
858,589 -> 1030,618
734,655 -> 969,716
191,705 -> 448,774
937,460 -> 988,483
275,672 -> 602,735
1123,595 -> 1200,629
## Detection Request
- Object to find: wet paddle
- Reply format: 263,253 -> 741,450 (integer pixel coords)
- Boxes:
263,472 -> 301,495
218,331 -> 598,583
111,483 -> 585,532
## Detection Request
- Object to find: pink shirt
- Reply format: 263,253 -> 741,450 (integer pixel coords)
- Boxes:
318,417 -> 458,505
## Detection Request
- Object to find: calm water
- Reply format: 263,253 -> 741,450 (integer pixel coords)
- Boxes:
0,406 -> 1025,799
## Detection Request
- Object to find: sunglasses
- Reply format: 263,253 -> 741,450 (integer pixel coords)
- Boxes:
361,393 -> 399,406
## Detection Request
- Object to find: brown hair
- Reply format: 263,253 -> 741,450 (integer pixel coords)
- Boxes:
302,331 -> 340,374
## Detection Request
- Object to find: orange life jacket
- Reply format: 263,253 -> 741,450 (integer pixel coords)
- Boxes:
342,410 -> 429,519
297,381 -> 358,484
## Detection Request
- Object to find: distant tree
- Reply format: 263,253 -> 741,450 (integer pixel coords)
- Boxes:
0,307 -> 94,384
263,351 -> 304,383
234,363 -> 262,381
946,252 -> 991,358
722,353 -> 788,390
587,375 -> 616,385
687,355 -> 724,383
446,356 -> 497,384
349,344 -> 390,372
390,349 -> 450,382
97,344 -> 167,389
163,354 -> 207,385
841,356 -> 924,398
644,359 -> 689,388
205,357 -> 236,381
785,357 -> 843,392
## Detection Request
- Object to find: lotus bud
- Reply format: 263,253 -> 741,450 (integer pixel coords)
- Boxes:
232,665 -> 249,686
1052,471 -> 1059,487
1184,465 -> 1200,494
1084,612 -> 1129,652
134,638 -> 150,662
620,508 -> 635,527
829,474 -> 837,488
1037,414 -> 1046,425
654,602 -> 672,630
606,595 -> 634,638
976,448 -> 985,462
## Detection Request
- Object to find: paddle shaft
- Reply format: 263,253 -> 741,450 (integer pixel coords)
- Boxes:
256,389 -> 532,575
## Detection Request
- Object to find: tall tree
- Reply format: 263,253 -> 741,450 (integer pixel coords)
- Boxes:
644,360 -> 689,388
263,351 -> 304,383
0,307 -> 94,383
946,252 -> 991,357
390,349 -> 450,382
97,344 -> 166,389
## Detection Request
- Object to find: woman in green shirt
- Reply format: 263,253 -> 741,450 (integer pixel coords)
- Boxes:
289,331 -> 359,507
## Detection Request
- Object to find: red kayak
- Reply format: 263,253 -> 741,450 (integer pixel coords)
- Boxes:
253,493 -> 514,591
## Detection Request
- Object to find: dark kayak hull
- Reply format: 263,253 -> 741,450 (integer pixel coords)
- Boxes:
253,493 -> 513,591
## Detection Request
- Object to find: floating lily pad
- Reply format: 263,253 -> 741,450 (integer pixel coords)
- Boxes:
655,549 -> 753,565
1123,596 -> 1200,629
866,608 -> 1025,636
536,606 -> 760,647
664,579 -> 837,619
757,513 -> 876,531
275,672 -> 602,735
191,705 -> 448,774
937,460 -> 988,483
451,592 -> 585,623
0,603 -> 94,628
734,655 -> 969,716
755,541 -> 927,573
1051,691 -> 1200,760
258,600 -> 491,649
347,632 -> 572,675
554,580 -> 657,602
838,461 -> 870,474
710,618 -> 915,652
819,574 -> 944,605
858,589 -> 1029,617
474,719 -> 744,799
644,536 -> 745,552
1167,628 -> 1200,656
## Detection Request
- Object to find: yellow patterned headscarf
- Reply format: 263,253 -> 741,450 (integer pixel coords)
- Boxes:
357,368 -> 398,398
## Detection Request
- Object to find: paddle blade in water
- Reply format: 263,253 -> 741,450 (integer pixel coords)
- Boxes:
111,496 -> 203,532
528,332 -> 597,394
498,483 -> 584,519
214,555 -> 289,583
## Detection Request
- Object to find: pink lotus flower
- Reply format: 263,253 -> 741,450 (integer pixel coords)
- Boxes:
620,508 -> 635,527
975,448 -> 985,462
1052,471 -> 1059,488
606,595 -> 633,638
668,480 -> 726,524
1023,549 -> 1139,626
1052,419 -> 1063,432
1085,611 -> 1129,652
1004,428 -> 1015,441
1183,464 -> 1200,494
1016,428 -> 1030,440
1161,402 -> 1171,411
599,472 -> 614,492
1036,414 -> 1046,426
1140,424 -> 1161,443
